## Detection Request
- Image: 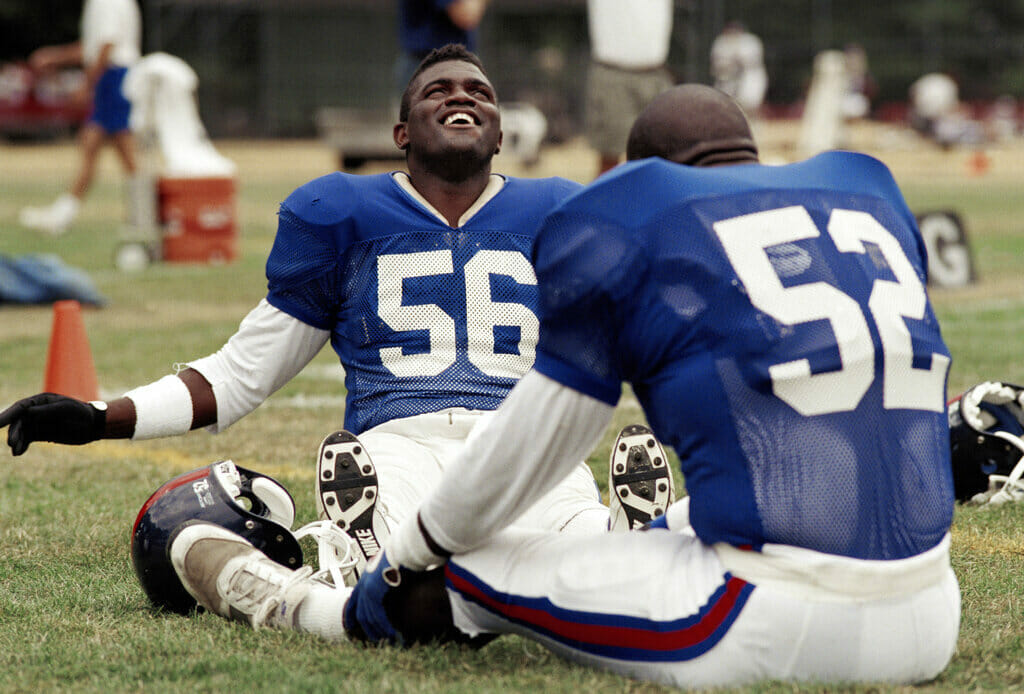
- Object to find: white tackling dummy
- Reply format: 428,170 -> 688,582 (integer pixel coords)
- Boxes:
122,53 -> 236,178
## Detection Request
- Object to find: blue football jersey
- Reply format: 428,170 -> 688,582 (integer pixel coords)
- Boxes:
266,172 -> 581,434
532,152 -> 954,560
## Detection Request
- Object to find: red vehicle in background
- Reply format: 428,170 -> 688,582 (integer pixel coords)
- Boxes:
0,62 -> 89,140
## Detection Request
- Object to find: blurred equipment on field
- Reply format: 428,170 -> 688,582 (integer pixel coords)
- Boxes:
983,95 -> 1021,142
0,61 -> 89,140
123,53 -> 235,178
797,50 -> 847,157
840,43 -> 874,121
496,102 -> 547,166
117,52 -> 237,271
915,210 -> 975,288
908,73 -> 983,149
798,45 -> 877,157
315,102 -> 547,171
0,254 -> 107,306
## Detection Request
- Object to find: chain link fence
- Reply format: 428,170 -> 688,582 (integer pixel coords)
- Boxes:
141,0 -> 1024,139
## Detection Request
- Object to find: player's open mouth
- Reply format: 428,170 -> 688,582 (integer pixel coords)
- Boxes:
441,111 -> 479,127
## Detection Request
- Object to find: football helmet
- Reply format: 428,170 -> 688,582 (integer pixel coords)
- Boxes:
131,460 -> 304,614
948,381 -> 1024,504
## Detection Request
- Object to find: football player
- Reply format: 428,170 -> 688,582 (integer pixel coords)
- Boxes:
168,83 -> 960,688
2,45 -> 670,591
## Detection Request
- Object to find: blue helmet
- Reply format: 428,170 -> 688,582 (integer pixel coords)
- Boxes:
130,460 -> 303,613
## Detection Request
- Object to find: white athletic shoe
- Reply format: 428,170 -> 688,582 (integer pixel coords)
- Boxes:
315,430 -> 391,583
19,193 -> 80,236
170,522 -> 313,630
608,424 -> 676,532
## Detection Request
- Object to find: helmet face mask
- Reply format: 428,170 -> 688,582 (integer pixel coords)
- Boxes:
948,381 -> 1024,503
130,461 -> 303,613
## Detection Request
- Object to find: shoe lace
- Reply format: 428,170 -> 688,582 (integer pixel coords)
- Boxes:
224,560 -> 314,629
293,520 -> 360,587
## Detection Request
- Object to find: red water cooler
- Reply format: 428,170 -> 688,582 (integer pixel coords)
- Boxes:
158,177 -> 237,264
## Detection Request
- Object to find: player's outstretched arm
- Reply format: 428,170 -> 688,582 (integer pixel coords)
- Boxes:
0,368 -> 216,457
0,301 -> 328,455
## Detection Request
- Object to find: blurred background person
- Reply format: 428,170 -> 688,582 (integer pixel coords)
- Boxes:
18,0 -> 142,236
396,0 -> 490,95
984,95 -> 1020,142
584,0 -> 674,177
710,21 -> 767,118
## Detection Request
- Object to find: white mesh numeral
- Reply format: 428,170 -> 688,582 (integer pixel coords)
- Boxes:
715,206 -> 873,415
714,205 -> 948,416
378,250 -> 457,377
464,250 -> 538,378
827,209 -> 949,411
377,249 -> 538,379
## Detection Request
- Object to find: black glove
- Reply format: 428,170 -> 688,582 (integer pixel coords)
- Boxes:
0,393 -> 106,456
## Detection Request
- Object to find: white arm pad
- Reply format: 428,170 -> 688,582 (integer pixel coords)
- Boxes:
391,370 -> 614,569
187,299 -> 330,432
125,374 -> 194,439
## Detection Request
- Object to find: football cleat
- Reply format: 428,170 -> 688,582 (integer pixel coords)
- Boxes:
316,431 -> 391,583
18,193 -> 79,236
170,522 -> 313,630
609,424 -> 676,532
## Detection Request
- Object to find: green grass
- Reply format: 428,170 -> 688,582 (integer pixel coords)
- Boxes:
1,140 -> 1023,693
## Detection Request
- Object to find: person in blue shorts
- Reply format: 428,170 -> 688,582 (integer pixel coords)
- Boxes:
165,83 -> 960,689
19,0 -> 142,236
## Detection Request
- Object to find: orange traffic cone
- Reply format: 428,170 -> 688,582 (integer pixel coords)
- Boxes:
43,300 -> 99,401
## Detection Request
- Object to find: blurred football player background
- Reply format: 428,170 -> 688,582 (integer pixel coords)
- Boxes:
18,0 -> 141,236
584,0 -> 675,177
709,21 -> 767,118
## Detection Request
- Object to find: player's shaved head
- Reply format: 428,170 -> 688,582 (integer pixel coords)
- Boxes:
626,84 -> 759,167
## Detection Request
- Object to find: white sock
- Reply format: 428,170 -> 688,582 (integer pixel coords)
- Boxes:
294,582 -> 352,641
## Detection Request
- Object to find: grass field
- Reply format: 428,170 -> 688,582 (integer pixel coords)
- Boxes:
1,124 -> 1023,693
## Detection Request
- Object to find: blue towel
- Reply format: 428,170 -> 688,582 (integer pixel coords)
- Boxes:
0,254 -> 107,306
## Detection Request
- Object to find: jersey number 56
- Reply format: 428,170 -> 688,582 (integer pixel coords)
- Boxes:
377,249 -> 539,380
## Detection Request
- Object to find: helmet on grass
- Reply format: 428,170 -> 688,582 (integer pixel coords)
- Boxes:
130,460 -> 302,613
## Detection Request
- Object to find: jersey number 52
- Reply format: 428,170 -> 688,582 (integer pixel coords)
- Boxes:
714,205 -> 949,416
